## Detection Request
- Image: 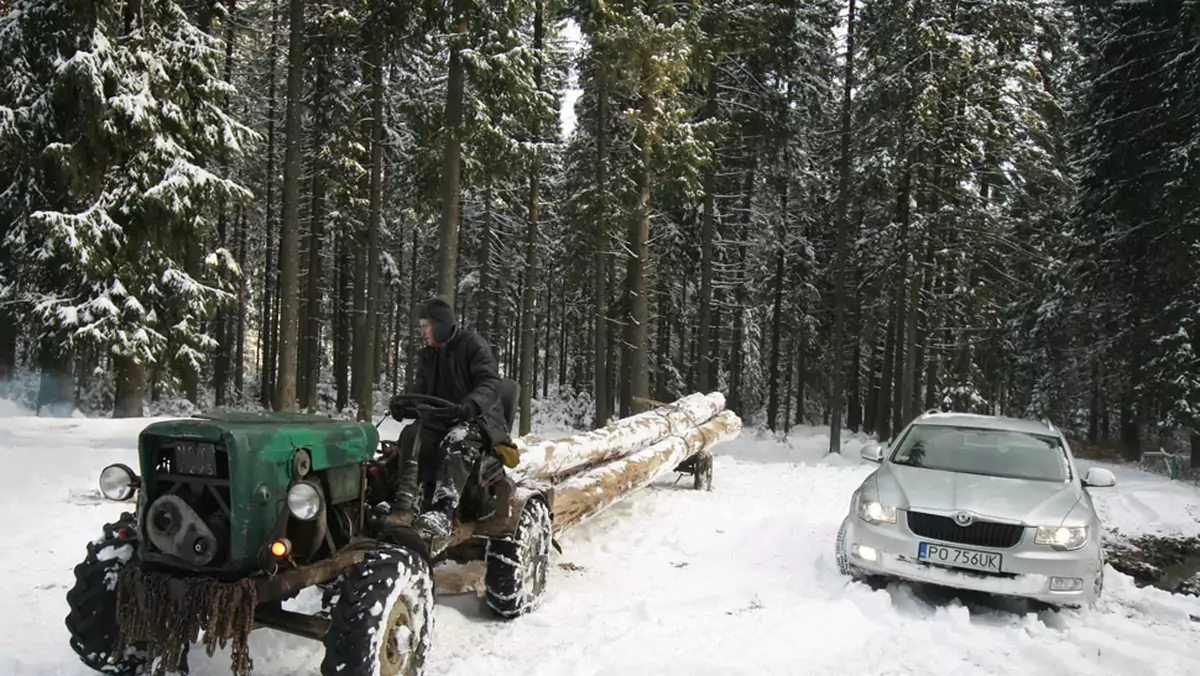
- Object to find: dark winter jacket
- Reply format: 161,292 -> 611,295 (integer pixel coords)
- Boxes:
409,327 -> 512,447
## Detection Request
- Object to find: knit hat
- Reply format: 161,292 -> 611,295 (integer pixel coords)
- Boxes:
419,295 -> 456,344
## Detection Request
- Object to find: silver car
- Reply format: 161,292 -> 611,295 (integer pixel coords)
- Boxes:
835,411 -> 1116,607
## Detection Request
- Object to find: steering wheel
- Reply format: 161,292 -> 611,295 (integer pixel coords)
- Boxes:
388,393 -> 459,421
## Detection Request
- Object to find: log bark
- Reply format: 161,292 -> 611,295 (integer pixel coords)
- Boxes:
512,392 -> 726,482
551,410 -> 742,533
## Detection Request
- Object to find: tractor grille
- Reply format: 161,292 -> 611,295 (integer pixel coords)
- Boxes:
906,511 -> 1024,549
144,437 -> 233,567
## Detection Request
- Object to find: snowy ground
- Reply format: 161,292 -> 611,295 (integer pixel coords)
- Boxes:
2,405 -> 1199,676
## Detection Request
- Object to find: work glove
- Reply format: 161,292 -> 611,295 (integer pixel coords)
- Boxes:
388,398 -> 416,421
440,402 -> 475,422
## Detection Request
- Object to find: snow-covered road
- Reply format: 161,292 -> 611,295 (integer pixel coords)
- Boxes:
1,412 -> 1198,676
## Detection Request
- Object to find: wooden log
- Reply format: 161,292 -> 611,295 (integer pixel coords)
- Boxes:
511,391 -> 726,482
550,410 -> 742,533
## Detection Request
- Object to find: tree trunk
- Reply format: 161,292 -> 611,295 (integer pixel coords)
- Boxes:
874,306 -> 896,439
212,1 -> 237,407
36,342 -> 73,416
1088,360 -> 1101,442
766,247 -> 786,431
259,0 -> 280,409
592,58 -> 610,428
274,0 -> 305,411
543,276 -> 554,399
476,184 -> 494,342
848,215 -> 865,431
390,288 -> 401,395
301,50 -> 327,411
112,355 -> 145,418
783,337 -> 795,433
0,313 -> 15,381
606,260 -> 619,419
405,226 -> 420,389
828,0 -> 855,452
517,0 -> 544,435
696,63 -> 718,393
900,250 -> 922,427
435,3 -> 467,302
625,95 -> 651,416
889,162 -> 913,436
333,230 -> 351,411
234,204 -> 247,401
558,282 -> 569,393
864,328 -> 882,434
795,312 -> 806,427
728,151 -> 755,416
552,411 -> 741,533
179,239 -> 201,405
355,33 -> 385,421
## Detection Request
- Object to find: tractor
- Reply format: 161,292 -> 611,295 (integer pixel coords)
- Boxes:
65,379 -> 554,676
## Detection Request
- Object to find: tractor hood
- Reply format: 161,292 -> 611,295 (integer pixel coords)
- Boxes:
135,412 -> 379,574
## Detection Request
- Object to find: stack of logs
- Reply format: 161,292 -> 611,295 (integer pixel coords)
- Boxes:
510,392 -> 742,534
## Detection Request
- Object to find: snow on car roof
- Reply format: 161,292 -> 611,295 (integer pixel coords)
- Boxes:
912,411 -> 1058,436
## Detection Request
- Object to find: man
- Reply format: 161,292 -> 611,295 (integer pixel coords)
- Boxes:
386,295 -> 509,555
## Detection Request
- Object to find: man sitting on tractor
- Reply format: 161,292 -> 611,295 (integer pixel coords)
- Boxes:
385,295 -> 511,555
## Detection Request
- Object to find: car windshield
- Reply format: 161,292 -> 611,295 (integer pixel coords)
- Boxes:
889,424 -> 1069,482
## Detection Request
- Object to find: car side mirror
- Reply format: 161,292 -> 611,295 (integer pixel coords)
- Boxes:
1083,467 -> 1116,488
860,442 -> 884,463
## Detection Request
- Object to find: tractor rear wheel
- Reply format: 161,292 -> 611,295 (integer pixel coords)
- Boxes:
320,545 -> 434,676
484,498 -> 552,619
65,514 -> 150,676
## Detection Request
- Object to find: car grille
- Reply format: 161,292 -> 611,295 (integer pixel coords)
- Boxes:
906,511 -> 1024,549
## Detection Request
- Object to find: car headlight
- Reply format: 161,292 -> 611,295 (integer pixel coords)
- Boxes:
99,463 -> 139,501
856,495 -> 897,524
287,482 -> 323,521
1035,526 -> 1089,550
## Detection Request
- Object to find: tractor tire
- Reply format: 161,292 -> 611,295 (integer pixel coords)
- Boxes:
65,514 -> 150,676
320,546 -> 434,676
484,497 -> 552,619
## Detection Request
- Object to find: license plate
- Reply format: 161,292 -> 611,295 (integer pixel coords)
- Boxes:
173,441 -> 217,477
918,542 -> 1002,573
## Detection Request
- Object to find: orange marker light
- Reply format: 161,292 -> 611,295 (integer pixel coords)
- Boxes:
269,539 -> 290,558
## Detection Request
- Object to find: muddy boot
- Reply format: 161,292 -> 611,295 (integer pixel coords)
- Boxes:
412,509 -> 453,557
374,497 -> 418,534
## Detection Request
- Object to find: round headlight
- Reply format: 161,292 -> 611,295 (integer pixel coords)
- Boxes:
99,464 -> 138,501
287,482 -> 323,521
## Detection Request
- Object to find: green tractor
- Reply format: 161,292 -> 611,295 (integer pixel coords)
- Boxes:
65,381 -> 555,676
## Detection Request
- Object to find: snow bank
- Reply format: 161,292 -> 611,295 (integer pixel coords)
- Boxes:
1078,460 -> 1200,540
714,423 -> 875,467
0,397 -> 30,417
1,413 -> 1198,676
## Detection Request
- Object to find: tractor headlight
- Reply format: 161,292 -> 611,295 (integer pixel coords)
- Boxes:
286,482 -> 323,521
99,463 -> 139,501
1035,526 -> 1089,551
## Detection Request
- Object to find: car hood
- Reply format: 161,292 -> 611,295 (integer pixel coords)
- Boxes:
872,463 -> 1084,526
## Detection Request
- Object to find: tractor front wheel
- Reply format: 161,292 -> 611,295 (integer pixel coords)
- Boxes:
65,514 -> 150,676
484,497 -> 553,619
320,545 -> 434,676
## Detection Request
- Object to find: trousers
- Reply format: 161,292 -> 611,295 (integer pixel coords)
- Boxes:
389,420 -> 486,515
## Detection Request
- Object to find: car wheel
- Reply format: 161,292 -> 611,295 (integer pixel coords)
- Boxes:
835,518 -> 863,580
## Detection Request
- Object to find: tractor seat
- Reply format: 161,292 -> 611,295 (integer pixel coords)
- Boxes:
496,378 -> 519,434
476,379 -> 520,487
